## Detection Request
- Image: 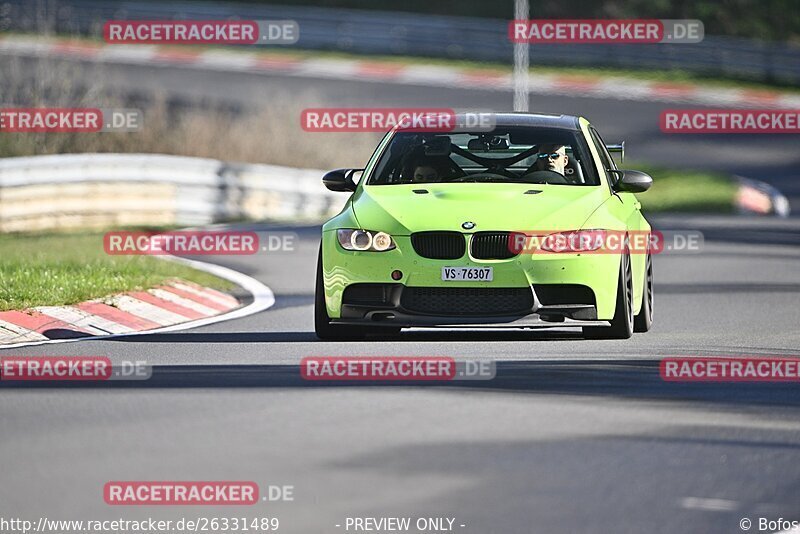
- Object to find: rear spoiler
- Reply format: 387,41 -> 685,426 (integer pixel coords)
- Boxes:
606,142 -> 625,163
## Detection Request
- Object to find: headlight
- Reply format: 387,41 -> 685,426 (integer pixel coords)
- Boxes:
540,230 -> 607,253
337,229 -> 396,252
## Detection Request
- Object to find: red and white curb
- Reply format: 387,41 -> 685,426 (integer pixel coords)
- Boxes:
2,35 -> 800,108
0,256 -> 275,349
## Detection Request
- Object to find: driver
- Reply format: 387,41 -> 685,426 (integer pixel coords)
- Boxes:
533,144 -> 569,176
402,148 -> 445,183
412,165 -> 439,183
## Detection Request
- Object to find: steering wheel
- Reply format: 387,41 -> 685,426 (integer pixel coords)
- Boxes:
486,165 -> 519,180
436,159 -> 468,182
448,172 -> 506,182
451,165 -> 519,182
520,170 -> 570,184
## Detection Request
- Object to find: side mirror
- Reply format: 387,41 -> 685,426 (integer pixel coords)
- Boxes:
323,168 -> 361,192
611,169 -> 652,193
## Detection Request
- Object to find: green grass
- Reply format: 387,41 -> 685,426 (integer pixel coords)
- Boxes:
631,163 -> 737,213
0,232 -> 236,311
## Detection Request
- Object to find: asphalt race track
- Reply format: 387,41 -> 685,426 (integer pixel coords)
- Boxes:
1,56 -> 800,534
2,215 -> 800,533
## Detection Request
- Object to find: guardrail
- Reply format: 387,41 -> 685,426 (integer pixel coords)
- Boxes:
0,153 -> 342,232
1,0 -> 799,84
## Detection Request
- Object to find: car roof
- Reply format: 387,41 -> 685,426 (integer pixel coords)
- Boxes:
456,112 -> 583,131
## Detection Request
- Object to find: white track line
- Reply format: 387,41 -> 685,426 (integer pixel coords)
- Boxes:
679,497 -> 739,512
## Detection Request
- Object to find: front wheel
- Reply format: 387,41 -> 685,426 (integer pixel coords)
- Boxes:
634,254 -> 653,333
314,248 -> 366,341
583,253 -> 634,340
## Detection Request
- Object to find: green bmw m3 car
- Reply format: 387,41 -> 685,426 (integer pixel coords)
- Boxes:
315,113 -> 654,340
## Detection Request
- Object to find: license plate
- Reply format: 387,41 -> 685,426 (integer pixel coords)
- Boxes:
441,266 -> 493,281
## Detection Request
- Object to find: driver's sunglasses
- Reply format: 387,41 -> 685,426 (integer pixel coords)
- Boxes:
537,152 -> 565,160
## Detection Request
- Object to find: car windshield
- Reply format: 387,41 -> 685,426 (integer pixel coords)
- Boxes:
367,127 -> 599,186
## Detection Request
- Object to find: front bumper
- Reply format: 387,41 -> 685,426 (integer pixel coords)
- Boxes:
335,283 -> 599,328
322,233 -> 622,323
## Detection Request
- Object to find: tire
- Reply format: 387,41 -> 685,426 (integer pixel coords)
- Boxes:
583,253 -> 634,340
634,253 -> 653,333
314,248 -> 367,341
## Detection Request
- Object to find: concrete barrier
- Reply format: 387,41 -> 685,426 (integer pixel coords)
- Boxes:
0,153 -> 343,232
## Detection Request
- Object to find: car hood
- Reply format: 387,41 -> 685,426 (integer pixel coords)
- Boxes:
352,183 -> 607,234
